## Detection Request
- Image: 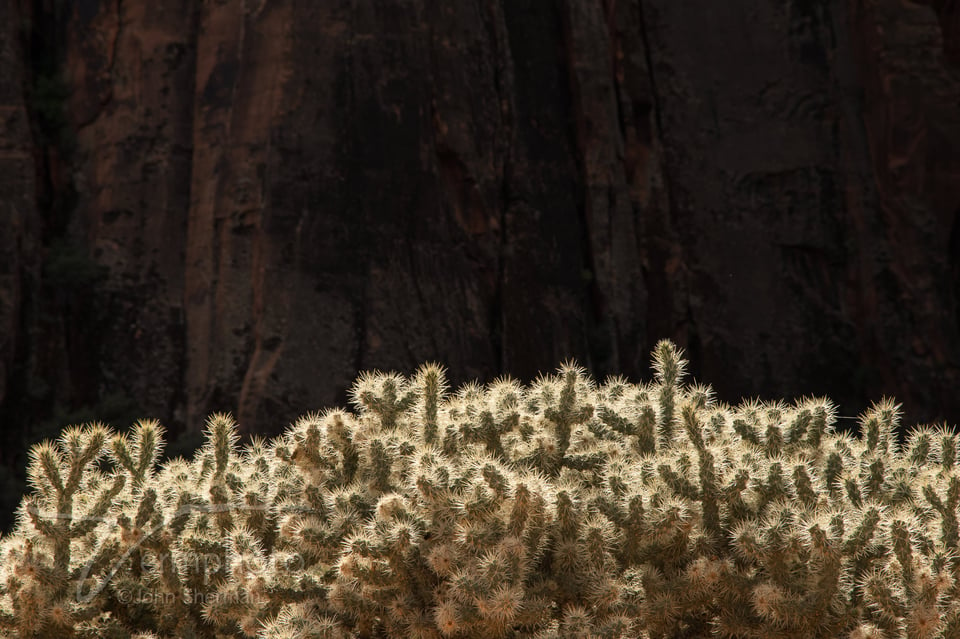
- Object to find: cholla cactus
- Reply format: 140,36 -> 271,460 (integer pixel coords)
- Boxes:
3,341 -> 960,638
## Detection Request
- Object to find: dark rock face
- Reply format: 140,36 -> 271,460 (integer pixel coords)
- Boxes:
0,2 -> 32,408
1,0 -> 959,463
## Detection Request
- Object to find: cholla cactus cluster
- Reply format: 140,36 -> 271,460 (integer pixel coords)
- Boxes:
3,341 -> 960,638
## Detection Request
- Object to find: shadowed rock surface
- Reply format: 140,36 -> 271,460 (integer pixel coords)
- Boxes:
1,0 -> 959,522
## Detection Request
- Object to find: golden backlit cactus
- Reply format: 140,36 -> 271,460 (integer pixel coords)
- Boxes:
2,341 -> 960,637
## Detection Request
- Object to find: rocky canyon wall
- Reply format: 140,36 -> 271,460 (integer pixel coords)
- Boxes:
1,0 -> 959,495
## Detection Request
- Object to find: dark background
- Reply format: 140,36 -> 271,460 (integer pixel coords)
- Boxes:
2,0 -> 959,531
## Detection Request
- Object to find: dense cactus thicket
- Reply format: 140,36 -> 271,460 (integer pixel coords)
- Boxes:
2,341 -> 960,638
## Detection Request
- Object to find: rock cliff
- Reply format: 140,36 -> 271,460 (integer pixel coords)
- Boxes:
1,0 -> 959,485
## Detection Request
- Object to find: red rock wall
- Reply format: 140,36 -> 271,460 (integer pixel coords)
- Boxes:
1,0 -> 959,448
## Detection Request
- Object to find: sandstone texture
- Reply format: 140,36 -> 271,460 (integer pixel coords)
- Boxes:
1,0 -> 959,494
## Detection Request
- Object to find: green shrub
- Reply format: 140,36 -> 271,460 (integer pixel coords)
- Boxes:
2,341 -> 959,638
